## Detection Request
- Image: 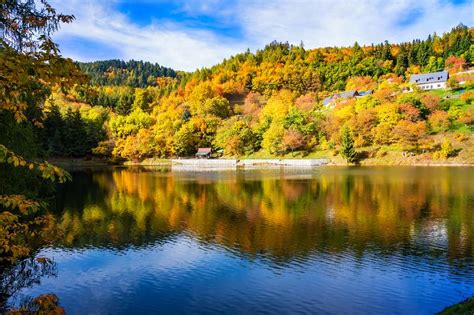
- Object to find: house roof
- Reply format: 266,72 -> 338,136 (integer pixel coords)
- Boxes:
196,148 -> 212,155
323,90 -> 359,105
322,96 -> 333,105
409,71 -> 449,84
336,90 -> 358,98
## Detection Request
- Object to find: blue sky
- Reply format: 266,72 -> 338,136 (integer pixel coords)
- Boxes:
50,0 -> 473,71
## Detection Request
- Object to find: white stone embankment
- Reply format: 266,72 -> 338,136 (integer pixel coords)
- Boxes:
170,159 -> 329,171
171,159 -> 237,171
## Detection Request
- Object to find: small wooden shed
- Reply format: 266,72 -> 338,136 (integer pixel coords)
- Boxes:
195,148 -> 212,159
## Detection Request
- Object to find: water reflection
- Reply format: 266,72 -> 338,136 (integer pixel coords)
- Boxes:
8,166 -> 474,314
1,257 -> 58,312
54,167 -> 473,264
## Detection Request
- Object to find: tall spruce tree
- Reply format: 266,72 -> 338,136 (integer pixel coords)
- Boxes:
340,126 -> 357,163
43,104 -> 65,156
63,109 -> 88,157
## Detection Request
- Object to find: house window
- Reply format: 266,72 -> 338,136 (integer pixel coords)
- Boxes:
437,84 -> 441,87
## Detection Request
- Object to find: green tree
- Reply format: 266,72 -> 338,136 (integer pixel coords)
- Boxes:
43,104 -> 65,155
116,92 -> 134,115
202,97 -> 231,118
214,118 -> 256,156
132,89 -> 151,112
109,109 -> 152,138
63,109 -> 88,157
340,126 -> 357,163
173,122 -> 198,156
261,122 -> 285,154
447,77 -> 460,90
0,0 -> 81,266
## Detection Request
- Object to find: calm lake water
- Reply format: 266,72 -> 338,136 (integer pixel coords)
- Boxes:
5,166 -> 474,314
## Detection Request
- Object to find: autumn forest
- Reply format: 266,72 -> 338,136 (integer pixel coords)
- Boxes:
5,24 -> 473,164
1,0 -> 474,313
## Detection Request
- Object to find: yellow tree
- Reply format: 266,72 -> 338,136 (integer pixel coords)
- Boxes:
0,0 -> 85,264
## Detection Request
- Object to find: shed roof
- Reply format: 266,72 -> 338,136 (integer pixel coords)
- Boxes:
409,71 -> 449,84
196,148 -> 212,154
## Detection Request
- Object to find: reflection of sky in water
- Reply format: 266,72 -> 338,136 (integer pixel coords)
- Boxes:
13,235 -> 474,314
7,167 -> 474,314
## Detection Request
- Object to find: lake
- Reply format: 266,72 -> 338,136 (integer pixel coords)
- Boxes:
5,166 -> 474,314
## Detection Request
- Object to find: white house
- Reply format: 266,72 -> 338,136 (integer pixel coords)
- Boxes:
409,71 -> 449,91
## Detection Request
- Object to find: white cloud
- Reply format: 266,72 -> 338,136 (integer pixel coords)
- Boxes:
237,0 -> 473,47
50,0 -> 473,71
50,0 -> 245,71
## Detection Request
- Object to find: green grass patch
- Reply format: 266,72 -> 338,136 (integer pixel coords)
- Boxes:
240,150 -> 330,160
438,297 -> 474,315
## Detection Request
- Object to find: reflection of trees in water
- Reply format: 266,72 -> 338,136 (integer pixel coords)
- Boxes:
52,168 -> 473,265
3,168 -> 471,310
0,257 -> 58,312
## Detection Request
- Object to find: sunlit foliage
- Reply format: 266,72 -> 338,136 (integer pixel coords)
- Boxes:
77,24 -> 473,160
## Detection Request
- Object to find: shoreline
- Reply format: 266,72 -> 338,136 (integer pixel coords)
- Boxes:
46,157 -> 474,169
125,158 -> 473,168
47,157 -> 113,168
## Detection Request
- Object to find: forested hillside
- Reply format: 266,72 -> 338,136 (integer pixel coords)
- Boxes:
1,1 -> 472,311
77,59 -> 178,87
60,24 -> 472,162
5,23 -> 474,165
189,23 -> 472,94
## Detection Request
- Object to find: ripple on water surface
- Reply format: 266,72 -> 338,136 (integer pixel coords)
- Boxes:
5,167 -> 474,314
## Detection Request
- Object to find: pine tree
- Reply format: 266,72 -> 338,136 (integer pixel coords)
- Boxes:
63,109 -> 88,157
43,104 -> 65,156
340,126 -> 357,163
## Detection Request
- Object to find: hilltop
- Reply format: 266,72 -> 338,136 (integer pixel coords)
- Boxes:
77,59 -> 179,88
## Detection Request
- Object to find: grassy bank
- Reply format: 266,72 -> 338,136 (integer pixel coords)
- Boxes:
121,155 -> 473,167
124,158 -> 171,166
48,157 -> 113,168
241,150 -> 330,160
51,144 -> 474,168
438,297 -> 474,315
238,135 -> 474,166
357,134 -> 474,166
57,135 -> 474,168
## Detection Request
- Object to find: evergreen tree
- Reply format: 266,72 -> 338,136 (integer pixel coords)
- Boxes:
116,93 -> 134,115
340,126 -> 357,163
43,104 -> 65,156
77,59 -> 176,87
49,129 -> 65,156
63,109 -> 88,157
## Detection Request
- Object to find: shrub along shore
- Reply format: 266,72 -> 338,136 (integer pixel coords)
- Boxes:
438,297 -> 474,315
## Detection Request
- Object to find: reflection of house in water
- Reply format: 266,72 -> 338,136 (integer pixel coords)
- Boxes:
409,70 -> 449,91
323,89 -> 373,107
